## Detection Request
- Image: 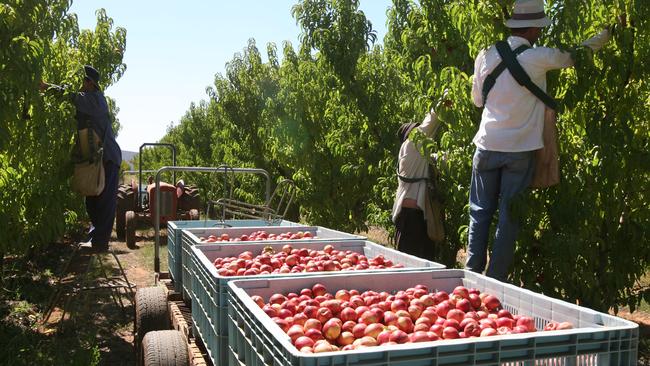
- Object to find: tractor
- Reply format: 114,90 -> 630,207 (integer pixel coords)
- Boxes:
116,143 -> 200,248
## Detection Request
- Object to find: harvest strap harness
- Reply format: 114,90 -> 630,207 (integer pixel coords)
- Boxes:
396,160 -> 445,243
481,41 -> 558,111
481,41 -> 561,189
71,118 -> 109,196
397,172 -> 427,184
73,119 -> 107,164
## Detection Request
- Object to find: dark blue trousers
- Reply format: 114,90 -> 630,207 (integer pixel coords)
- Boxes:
86,161 -> 119,248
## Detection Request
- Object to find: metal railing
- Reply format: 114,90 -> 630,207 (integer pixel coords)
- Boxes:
153,166 -> 271,273
139,143 -> 176,207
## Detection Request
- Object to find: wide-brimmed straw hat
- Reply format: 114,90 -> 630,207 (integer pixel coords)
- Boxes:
505,0 -> 551,28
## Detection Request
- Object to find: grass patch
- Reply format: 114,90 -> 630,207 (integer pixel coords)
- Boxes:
139,233 -> 169,273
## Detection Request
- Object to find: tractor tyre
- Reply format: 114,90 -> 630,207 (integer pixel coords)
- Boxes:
126,210 -> 137,249
178,185 -> 200,212
116,206 -> 126,241
116,184 -> 135,240
141,330 -> 189,366
188,209 -> 199,221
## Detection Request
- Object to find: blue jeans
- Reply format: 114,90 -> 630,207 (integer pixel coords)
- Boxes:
465,148 -> 535,282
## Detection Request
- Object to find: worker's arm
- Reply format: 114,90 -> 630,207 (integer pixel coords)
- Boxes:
417,108 -> 440,138
39,82 -> 76,102
523,26 -> 611,73
471,49 -> 488,107
579,28 -> 611,52
40,82 -> 100,116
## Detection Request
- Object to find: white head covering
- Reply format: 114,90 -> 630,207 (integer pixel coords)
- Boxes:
505,0 -> 552,28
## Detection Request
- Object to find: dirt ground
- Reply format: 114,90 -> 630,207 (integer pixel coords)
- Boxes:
4,226 -> 648,365
43,231 -> 158,366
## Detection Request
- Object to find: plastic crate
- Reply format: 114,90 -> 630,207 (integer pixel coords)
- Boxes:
227,269 -> 638,366
190,240 -> 445,366
180,225 -> 365,301
167,219 -> 300,294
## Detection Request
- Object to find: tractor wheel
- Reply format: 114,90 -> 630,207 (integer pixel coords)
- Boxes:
188,209 -> 199,221
116,184 -> 135,240
141,330 -> 189,366
178,185 -> 200,212
116,206 -> 126,241
126,210 -> 137,249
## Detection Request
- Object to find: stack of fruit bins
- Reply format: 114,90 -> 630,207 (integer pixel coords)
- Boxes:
180,225 -> 364,301
227,269 -> 638,366
167,219 -> 301,293
189,240 -> 445,366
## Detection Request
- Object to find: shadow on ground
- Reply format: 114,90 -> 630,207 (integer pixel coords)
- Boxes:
0,241 -> 136,366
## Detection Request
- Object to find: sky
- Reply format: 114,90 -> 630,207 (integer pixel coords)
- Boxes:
69,0 -> 392,152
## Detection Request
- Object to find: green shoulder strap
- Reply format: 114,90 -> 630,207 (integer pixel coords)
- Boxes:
493,41 -> 558,110
481,43 -> 530,107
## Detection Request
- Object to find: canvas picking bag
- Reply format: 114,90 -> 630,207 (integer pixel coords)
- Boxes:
72,126 -> 105,196
529,108 -> 560,188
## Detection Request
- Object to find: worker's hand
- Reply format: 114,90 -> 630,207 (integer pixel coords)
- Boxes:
39,81 -> 49,92
433,88 -> 451,111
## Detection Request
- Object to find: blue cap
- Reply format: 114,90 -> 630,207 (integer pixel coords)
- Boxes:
83,65 -> 100,87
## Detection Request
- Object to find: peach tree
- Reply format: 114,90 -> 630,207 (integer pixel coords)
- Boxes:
384,0 -> 649,312
0,1 -> 126,254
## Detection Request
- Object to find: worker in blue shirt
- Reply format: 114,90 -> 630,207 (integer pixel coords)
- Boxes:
41,66 -> 122,252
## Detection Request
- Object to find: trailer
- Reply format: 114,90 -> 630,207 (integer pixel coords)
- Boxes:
132,166 -> 447,366
134,165 -> 296,365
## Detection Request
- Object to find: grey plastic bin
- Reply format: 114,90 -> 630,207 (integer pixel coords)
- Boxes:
180,225 -> 365,301
227,269 -> 638,366
167,219 -> 301,293
191,240 -> 445,366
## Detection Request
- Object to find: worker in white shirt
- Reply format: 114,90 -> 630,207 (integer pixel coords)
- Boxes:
465,0 -> 613,281
392,109 -> 441,261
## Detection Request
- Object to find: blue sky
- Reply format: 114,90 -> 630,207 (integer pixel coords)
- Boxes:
69,0 -> 392,152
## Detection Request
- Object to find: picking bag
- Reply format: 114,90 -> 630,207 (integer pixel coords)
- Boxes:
529,108 -> 560,188
72,126 -> 105,196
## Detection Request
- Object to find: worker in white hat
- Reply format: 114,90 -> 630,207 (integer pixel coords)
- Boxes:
465,0 -> 616,282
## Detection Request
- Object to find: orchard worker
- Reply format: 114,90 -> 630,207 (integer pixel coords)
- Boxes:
392,108 -> 441,261
465,0 -> 612,281
41,66 -> 122,252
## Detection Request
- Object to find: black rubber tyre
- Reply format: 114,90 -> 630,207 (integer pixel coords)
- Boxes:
116,206 -> 127,241
116,184 -> 135,240
188,209 -> 199,221
141,330 -> 189,366
177,185 -> 200,212
135,287 -> 170,349
126,210 -> 137,249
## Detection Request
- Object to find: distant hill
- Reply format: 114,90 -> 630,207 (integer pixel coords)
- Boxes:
121,150 -> 137,170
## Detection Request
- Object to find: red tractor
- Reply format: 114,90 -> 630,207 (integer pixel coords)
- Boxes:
116,143 -> 200,248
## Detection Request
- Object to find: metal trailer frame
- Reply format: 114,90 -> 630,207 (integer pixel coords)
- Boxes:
136,165 -> 276,366
153,165 -> 272,274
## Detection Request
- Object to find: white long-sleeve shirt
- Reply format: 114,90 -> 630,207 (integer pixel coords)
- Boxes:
471,30 -> 610,152
391,110 -> 440,223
